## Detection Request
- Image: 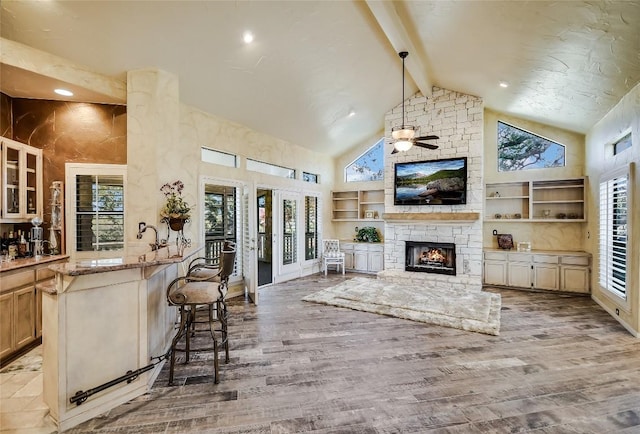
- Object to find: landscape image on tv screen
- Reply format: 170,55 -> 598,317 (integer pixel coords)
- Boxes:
394,157 -> 467,205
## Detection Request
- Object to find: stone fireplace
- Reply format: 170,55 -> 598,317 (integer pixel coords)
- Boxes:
379,86 -> 484,291
405,241 -> 456,275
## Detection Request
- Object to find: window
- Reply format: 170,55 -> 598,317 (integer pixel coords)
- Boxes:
201,147 -> 237,168
303,172 -> 318,183
203,184 -> 237,259
66,163 -> 127,258
246,158 -> 295,179
613,132 -> 632,155
599,166 -> 630,299
498,121 -> 565,171
345,138 -> 384,182
305,196 -> 318,260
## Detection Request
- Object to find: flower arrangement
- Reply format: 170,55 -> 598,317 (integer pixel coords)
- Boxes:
160,180 -> 192,220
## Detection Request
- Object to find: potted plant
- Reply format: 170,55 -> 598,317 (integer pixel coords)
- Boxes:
160,180 -> 192,231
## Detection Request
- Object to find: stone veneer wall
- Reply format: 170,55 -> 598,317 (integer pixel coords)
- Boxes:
382,87 -> 484,289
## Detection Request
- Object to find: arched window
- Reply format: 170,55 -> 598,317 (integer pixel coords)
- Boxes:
345,138 -> 384,182
498,121 -> 565,172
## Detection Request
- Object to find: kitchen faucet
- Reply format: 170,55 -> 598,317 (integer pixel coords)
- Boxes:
137,222 -> 163,251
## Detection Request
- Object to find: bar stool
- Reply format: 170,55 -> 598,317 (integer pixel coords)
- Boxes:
165,247 -> 236,385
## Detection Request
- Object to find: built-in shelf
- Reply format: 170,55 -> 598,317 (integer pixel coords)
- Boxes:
332,189 -> 384,221
485,178 -> 586,222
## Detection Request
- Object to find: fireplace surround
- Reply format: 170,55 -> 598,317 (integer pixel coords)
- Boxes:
405,241 -> 456,275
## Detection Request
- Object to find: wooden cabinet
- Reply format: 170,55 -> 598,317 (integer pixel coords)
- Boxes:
485,178 -> 586,222
332,189 -> 384,221
483,254 -> 507,286
559,255 -> 591,293
0,292 -> 14,359
14,286 -> 36,348
0,257 -> 67,364
1,138 -> 43,222
0,269 -> 35,360
341,242 -> 384,273
483,250 -> 590,293
342,243 -> 354,270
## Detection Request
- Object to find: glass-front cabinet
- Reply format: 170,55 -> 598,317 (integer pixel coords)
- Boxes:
1,138 -> 43,221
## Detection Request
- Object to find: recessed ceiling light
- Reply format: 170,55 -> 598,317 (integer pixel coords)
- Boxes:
242,31 -> 254,44
348,110 -> 356,117
499,81 -> 509,88
54,88 -> 73,96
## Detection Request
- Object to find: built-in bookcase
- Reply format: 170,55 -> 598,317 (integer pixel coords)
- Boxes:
484,178 -> 586,222
332,189 -> 384,221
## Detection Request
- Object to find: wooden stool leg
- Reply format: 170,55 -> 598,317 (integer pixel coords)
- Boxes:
168,306 -> 189,386
208,313 -> 220,384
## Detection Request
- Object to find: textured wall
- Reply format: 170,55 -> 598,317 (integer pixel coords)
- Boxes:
1,93 -> 126,249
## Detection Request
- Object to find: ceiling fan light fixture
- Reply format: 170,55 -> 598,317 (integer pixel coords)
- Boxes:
394,140 -> 413,152
391,125 -> 416,140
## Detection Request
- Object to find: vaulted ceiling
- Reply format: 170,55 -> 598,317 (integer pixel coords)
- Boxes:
1,1 -> 639,157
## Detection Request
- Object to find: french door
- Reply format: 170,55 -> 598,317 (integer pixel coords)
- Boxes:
274,190 -> 302,282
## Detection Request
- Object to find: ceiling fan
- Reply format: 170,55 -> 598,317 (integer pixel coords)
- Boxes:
390,51 -> 439,154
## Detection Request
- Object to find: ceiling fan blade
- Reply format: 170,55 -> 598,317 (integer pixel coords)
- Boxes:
414,142 -> 439,150
414,135 -> 439,141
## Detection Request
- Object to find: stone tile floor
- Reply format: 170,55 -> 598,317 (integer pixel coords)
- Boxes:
0,346 -> 56,433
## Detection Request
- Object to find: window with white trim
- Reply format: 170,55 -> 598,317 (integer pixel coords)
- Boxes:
599,167 -> 629,299
66,163 -> 127,258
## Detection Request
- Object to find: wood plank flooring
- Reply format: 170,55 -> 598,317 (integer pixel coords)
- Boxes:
67,273 -> 640,433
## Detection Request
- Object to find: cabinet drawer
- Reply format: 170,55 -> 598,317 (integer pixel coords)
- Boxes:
561,256 -> 589,266
368,244 -> 383,252
484,252 -> 507,261
2,270 -> 35,291
508,253 -> 532,262
354,244 -> 369,251
534,255 -> 559,264
36,267 -> 55,281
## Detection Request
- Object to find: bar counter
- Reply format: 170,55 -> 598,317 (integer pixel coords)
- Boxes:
42,244 -> 204,431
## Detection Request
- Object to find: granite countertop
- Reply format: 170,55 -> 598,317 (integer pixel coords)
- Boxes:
48,244 -> 205,276
0,254 -> 70,273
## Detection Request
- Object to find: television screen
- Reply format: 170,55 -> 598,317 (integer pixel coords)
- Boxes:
394,157 -> 467,205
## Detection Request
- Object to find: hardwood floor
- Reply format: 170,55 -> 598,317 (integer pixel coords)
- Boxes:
67,273 -> 640,433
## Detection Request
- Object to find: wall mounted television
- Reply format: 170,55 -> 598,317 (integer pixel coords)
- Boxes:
394,157 -> 467,205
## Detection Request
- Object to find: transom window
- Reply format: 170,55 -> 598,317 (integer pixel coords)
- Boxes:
498,121 -> 565,172
345,138 -> 384,182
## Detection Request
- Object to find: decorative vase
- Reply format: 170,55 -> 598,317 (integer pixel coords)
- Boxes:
168,217 -> 187,231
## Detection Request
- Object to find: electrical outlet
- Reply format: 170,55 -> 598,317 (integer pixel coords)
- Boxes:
492,229 -> 498,236
616,308 -> 620,316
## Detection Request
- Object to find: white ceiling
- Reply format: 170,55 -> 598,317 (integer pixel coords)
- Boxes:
1,1 -> 639,157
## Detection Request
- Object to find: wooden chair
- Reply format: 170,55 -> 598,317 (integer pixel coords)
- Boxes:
322,239 -> 345,275
165,247 -> 236,385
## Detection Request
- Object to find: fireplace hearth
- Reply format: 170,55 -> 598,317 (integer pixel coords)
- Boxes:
405,241 -> 456,275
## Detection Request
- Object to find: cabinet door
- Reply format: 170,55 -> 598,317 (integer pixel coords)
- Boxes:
533,264 -> 559,290
368,251 -> 384,272
508,262 -> 531,288
0,292 -> 15,359
2,140 -> 22,218
343,252 -> 354,270
36,287 -> 42,338
354,251 -> 368,271
14,286 -> 36,348
560,266 -> 590,293
484,261 -> 507,286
